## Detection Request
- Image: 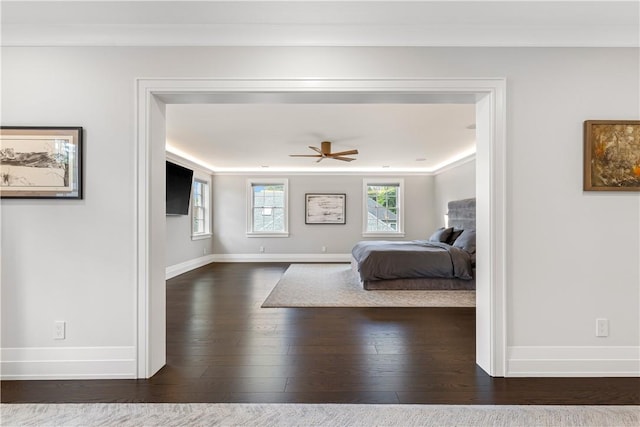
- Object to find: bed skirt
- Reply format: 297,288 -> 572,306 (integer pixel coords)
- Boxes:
351,258 -> 476,291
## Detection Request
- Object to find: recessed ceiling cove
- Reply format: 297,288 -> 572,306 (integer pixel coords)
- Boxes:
166,103 -> 476,171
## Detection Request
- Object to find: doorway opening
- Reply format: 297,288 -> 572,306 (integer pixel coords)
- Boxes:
135,79 -> 507,378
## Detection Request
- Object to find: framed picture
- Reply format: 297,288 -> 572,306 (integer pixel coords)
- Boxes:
0,127 -> 83,199
305,193 -> 346,224
584,120 -> 640,191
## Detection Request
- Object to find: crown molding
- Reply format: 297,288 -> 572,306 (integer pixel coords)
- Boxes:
3,23 -> 637,47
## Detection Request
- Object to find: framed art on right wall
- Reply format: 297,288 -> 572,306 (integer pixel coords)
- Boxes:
584,120 -> 640,191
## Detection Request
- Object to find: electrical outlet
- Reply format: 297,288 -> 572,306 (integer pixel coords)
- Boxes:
596,318 -> 609,337
54,321 -> 66,340
259,246 -> 265,253
321,246 -> 327,253
203,247 -> 208,255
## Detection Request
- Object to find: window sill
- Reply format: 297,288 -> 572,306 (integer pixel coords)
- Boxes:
191,233 -> 212,241
362,232 -> 405,238
246,232 -> 289,238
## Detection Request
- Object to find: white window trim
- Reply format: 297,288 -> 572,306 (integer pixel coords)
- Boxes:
362,178 -> 405,238
192,234 -> 211,241
191,178 -> 212,240
246,178 -> 289,237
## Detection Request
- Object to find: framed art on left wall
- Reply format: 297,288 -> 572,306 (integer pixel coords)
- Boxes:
0,127 -> 83,199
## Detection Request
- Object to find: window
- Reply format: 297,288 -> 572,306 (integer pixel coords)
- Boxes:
191,179 -> 211,239
247,179 -> 289,237
363,178 -> 404,237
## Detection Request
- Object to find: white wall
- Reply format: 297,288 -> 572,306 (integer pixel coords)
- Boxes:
433,160 -> 476,228
1,47 -> 638,379
165,154 -> 214,274
212,174 -> 436,258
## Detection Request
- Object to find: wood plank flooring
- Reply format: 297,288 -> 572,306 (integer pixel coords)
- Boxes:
2,263 -> 639,404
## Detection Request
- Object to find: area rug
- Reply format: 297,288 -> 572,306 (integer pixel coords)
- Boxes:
2,403 -> 638,427
261,264 -> 475,308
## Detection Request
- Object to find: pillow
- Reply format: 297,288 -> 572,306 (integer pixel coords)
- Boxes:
447,228 -> 464,245
428,227 -> 453,243
453,229 -> 476,253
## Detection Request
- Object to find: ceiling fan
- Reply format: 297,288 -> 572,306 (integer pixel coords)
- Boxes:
289,141 -> 359,162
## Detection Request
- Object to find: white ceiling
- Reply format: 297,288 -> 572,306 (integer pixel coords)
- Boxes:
166,103 -> 477,171
2,1 -> 638,47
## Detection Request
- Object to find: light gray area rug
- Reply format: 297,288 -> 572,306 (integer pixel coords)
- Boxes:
3,403 -> 638,427
262,264 -> 475,308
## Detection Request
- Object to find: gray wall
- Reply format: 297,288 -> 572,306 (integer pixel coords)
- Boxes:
212,174 -> 436,255
166,214 -> 212,265
165,156 -> 214,267
433,160 -> 476,228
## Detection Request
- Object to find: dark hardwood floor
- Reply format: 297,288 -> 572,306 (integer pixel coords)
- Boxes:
2,263 -> 639,404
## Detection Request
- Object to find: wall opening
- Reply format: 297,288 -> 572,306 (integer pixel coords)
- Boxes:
136,79 -> 507,378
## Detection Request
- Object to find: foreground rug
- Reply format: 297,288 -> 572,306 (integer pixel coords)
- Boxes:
262,264 -> 475,308
2,403 -> 638,426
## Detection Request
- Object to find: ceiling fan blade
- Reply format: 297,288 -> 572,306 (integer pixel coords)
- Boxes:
291,141 -> 358,163
329,149 -> 359,156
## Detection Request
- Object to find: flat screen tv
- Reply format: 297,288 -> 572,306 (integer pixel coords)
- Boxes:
166,161 -> 193,215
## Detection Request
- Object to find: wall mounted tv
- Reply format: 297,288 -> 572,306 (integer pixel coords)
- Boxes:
166,161 -> 193,215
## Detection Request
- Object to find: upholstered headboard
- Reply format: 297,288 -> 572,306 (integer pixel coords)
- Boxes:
448,198 -> 476,230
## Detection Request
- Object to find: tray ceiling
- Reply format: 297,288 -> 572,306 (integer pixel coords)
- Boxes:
166,103 -> 477,172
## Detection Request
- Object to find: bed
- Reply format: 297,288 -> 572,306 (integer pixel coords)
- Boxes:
351,198 -> 476,290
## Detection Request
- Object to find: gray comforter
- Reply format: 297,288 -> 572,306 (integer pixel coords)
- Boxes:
351,240 -> 474,281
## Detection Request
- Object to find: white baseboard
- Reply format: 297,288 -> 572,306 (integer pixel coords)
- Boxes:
211,253 -> 352,263
166,254 -> 216,279
507,346 -> 640,377
0,346 -> 136,380
167,253 -> 346,277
